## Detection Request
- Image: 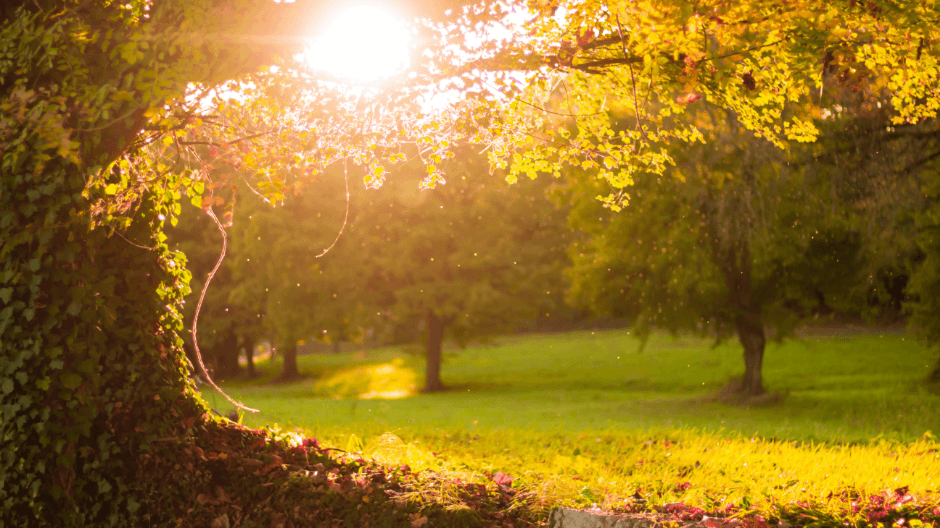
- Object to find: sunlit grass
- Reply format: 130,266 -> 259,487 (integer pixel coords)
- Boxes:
205,329 -> 940,520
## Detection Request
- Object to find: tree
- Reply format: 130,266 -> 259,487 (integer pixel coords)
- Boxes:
5,0 -> 940,524
567,104 -> 921,397
226,173 -> 383,381
354,155 -> 571,391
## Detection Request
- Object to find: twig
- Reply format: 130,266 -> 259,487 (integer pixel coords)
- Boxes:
191,205 -> 259,413
315,159 -> 350,258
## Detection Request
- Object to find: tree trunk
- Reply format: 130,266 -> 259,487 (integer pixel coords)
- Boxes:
1,158 -> 204,523
708,207 -> 766,397
278,343 -> 300,381
735,312 -> 766,396
425,311 -> 446,392
245,339 -> 257,379
213,327 -> 241,380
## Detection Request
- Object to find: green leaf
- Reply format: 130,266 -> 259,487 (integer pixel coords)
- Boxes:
1,378 -> 13,394
0,288 -> 12,304
105,184 -> 118,195
191,195 -> 202,208
60,373 -> 82,389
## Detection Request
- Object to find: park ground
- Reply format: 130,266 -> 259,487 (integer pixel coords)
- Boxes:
205,328 -> 940,526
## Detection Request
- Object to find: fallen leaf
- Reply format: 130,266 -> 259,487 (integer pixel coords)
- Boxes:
210,514 -> 230,528
411,516 -> 428,527
493,472 -> 513,486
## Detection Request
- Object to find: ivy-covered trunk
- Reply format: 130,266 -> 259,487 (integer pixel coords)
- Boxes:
0,155 -> 205,524
425,311 -> 447,392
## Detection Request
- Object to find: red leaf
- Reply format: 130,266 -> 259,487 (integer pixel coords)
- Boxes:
493,472 -> 513,486
676,93 -> 702,104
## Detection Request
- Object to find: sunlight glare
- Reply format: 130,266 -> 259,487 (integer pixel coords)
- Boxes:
304,4 -> 410,82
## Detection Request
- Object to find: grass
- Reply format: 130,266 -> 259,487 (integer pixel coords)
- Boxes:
203,329 -> 940,524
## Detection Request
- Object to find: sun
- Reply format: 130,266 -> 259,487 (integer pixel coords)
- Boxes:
303,4 -> 411,82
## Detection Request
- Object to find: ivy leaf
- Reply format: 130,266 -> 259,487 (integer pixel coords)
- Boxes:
60,373 -> 82,389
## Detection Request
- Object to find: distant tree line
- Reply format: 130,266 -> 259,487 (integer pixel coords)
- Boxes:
170,97 -> 940,397
167,152 -> 575,391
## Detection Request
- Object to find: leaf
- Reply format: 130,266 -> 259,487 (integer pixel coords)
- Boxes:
105,184 -> 118,195
411,516 -> 428,528
0,288 -> 11,304
1,378 -> 13,394
676,93 -> 702,104
60,373 -> 82,389
493,471 -> 513,486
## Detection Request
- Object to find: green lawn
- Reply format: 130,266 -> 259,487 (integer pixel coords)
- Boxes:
204,329 -> 940,522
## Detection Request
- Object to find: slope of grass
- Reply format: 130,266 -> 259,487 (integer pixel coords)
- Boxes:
204,329 -> 940,524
